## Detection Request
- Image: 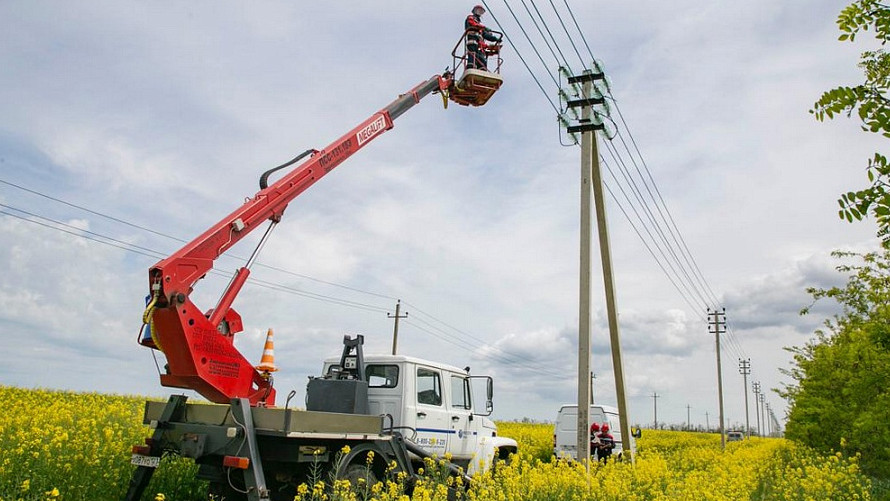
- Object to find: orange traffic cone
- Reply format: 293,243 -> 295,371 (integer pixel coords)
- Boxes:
255,328 -> 278,373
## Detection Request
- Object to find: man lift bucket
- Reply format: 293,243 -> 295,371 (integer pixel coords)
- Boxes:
447,5 -> 504,107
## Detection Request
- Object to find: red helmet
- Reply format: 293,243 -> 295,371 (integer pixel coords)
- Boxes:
590,422 -> 600,432
472,4 -> 485,15
601,423 -> 610,432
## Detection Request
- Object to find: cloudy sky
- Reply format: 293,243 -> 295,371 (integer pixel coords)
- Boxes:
0,1 -> 883,429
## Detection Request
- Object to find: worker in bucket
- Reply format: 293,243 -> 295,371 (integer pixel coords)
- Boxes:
465,4 -> 500,70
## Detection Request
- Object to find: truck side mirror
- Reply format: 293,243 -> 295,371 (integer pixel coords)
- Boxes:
468,375 -> 494,416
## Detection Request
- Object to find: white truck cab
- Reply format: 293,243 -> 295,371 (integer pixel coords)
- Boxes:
553,404 -> 636,460
322,354 -> 517,475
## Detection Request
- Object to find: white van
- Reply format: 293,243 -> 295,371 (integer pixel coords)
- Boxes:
553,404 -> 636,460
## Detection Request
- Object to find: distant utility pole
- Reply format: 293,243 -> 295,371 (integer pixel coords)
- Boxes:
705,411 -> 710,432
709,308 -> 727,450
387,299 -> 408,355
651,392 -> 660,429
686,404 -> 691,431
590,372 -> 596,404
751,381 -> 763,436
561,63 -> 632,463
759,393 -> 767,437
765,403 -> 772,437
739,359 -> 751,438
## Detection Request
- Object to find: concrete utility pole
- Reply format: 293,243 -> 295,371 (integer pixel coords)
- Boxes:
739,359 -> 751,438
686,404 -> 691,431
705,411 -> 710,432
651,392 -> 660,429
387,300 -> 408,355
562,64 -> 632,464
752,382 -> 760,436
709,308 -> 727,450
573,70 -> 595,464
588,86 -> 633,463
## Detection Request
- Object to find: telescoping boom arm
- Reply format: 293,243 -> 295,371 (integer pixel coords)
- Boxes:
142,75 -> 452,406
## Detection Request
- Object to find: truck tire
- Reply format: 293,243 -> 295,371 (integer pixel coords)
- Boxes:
339,462 -> 379,499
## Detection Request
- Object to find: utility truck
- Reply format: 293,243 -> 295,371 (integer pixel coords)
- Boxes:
315,346 -> 516,476
124,33 -> 513,501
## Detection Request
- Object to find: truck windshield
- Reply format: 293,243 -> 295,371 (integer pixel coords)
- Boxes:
451,375 -> 471,409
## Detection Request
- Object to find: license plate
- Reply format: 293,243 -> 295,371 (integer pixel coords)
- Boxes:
131,454 -> 160,468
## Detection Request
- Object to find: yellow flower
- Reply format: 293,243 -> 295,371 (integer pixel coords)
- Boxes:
154,494 -> 165,501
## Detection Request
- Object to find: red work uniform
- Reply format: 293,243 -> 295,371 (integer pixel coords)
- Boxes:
465,12 -> 499,70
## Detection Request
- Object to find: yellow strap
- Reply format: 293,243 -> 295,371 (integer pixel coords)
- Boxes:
141,294 -> 164,352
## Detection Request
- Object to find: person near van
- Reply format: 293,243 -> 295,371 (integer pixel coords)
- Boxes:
596,423 -> 615,462
589,422 -> 601,460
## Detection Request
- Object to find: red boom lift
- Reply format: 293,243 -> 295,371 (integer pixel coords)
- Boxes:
138,38 -> 504,408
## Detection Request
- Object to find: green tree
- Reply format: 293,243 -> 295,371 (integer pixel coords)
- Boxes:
781,250 -> 890,477
812,0 -> 890,244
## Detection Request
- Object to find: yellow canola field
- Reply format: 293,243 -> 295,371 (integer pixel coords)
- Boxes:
0,386 -> 876,500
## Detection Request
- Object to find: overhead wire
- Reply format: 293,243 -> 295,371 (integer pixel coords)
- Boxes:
0,176 -> 397,302
0,209 -> 164,260
481,0 -> 562,115
525,0 -> 573,69
547,0 -> 586,65
3,2 -> 753,381
611,128 -> 722,307
490,0 -> 699,315
0,201 -> 394,315
0,183 -> 575,373
485,1 -> 755,367
596,166 -> 706,321
600,140 -> 712,308
403,300 -> 571,379
557,1 -> 724,308
403,315 -> 567,380
495,0 -> 561,89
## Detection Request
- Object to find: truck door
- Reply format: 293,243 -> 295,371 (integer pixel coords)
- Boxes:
448,374 -> 475,461
413,366 -> 450,457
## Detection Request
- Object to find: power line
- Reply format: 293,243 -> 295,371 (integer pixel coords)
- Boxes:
1,189 -> 578,373
0,209 -> 164,260
481,0 -> 561,115
547,0 -> 586,66
601,142 -> 712,308
404,300 -> 570,379
485,2 -> 731,341
0,176 -> 397,302
402,317 -> 567,380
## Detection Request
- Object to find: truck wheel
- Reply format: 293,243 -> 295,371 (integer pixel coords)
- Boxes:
339,462 -> 379,498
492,448 -> 514,472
